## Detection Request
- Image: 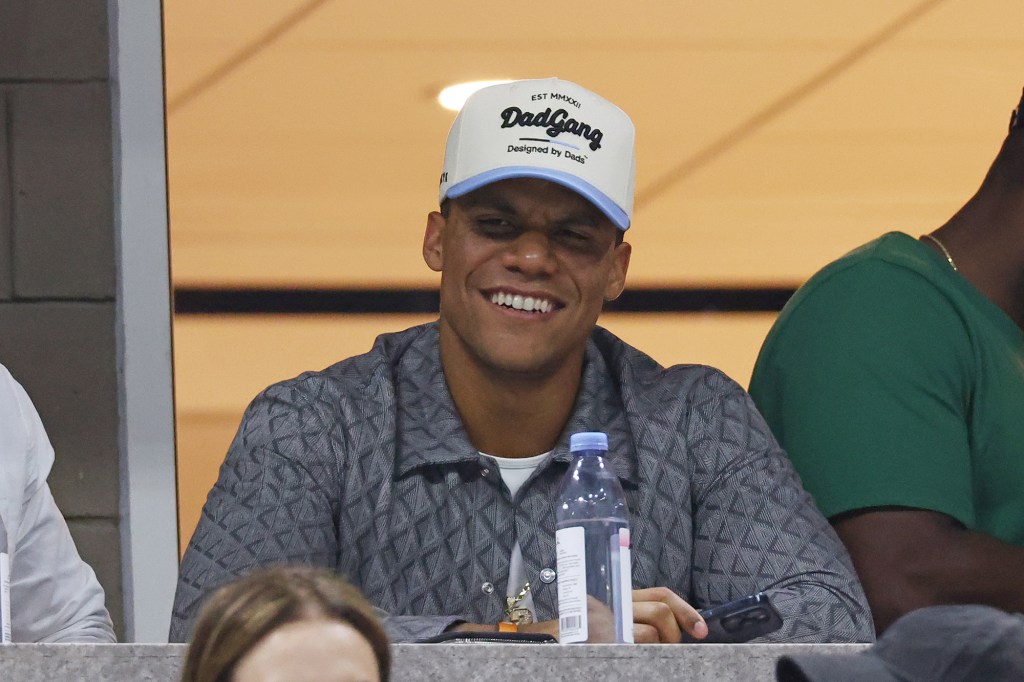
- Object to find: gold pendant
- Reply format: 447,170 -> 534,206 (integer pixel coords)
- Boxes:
503,582 -> 534,625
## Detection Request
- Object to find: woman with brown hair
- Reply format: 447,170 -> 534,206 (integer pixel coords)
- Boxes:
179,566 -> 390,682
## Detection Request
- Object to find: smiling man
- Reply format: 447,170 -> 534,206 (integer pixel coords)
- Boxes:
171,78 -> 871,644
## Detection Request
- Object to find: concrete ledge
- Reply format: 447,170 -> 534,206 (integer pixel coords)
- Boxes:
0,645 -> 186,682
0,642 -> 871,681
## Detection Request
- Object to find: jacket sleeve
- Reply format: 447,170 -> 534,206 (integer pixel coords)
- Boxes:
12,482 -> 116,642
383,616 -> 466,643
170,382 -> 342,641
169,381 -> 465,643
686,370 -> 874,642
8,375 -> 115,643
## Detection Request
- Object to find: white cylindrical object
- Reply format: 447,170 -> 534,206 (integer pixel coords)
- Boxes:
1,515 -> 11,643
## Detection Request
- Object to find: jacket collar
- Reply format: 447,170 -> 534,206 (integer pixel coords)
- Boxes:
394,324 -> 640,486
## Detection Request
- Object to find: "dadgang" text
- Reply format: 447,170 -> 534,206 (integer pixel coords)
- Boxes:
499,107 -> 603,151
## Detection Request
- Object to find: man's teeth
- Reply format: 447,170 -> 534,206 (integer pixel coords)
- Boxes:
490,292 -> 553,313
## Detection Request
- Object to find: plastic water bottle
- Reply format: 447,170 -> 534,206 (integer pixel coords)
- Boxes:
555,432 -> 633,643
1,515 -> 11,643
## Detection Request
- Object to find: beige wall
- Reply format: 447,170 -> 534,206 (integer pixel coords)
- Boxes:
166,2 -> 1024,559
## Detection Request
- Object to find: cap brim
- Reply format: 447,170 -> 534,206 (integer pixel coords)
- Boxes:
776,653 -> 897,682
445,166 -> 630,230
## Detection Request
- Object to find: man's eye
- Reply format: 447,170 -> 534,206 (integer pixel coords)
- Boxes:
557,228 -> 591,243
475,219 -> 516,236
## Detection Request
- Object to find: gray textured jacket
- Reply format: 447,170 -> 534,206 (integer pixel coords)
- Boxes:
171,323 -> 872,643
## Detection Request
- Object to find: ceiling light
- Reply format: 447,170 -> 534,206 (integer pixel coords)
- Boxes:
438,80 -> 513,112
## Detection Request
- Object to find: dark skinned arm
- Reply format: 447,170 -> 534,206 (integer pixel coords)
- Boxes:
834,508 -> 1024,633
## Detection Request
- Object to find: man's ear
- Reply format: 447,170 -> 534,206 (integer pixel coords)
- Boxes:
423,211 -> 445,272
604,241 -> 631,301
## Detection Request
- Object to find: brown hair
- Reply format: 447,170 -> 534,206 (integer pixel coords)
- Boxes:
179,567 -> 390,682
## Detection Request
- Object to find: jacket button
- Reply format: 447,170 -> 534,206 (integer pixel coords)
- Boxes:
481,582 -> 495,595
539,568 -> 556,584
480,468 -> 490,478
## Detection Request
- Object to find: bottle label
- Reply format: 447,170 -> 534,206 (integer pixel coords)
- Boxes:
555,526 -> 588,643
1,551 -> 11,644
615,528 -> 633,643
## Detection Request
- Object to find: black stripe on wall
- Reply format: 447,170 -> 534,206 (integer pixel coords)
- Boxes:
173,287 -> 797,315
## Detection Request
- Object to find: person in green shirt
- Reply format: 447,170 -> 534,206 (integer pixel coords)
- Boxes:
750,91 -> 1024,634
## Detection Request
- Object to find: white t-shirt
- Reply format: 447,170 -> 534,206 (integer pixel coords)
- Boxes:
0,364 -> 115,642
484,450 -> 552,622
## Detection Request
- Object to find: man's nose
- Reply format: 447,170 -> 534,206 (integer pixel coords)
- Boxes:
502,231 -> 557,275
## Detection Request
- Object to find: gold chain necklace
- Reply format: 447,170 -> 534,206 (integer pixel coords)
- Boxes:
920,233 -> 958,271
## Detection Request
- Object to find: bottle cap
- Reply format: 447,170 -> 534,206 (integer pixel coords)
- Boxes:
570,431 -> 608,452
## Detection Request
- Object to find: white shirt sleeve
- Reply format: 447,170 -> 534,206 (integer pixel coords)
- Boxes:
1,366 -> 115,643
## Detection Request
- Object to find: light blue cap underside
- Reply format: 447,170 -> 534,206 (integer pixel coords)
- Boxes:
570,431 -> 609,452
445,166 -> 631,230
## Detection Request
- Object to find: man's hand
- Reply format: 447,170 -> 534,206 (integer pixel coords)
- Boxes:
452,586 -> 707,643
632,587 -> 707,643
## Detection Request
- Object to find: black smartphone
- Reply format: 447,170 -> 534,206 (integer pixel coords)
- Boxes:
681,592 -> 783,643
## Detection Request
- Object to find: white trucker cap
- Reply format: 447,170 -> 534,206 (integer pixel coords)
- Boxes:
438,78 -> 636,230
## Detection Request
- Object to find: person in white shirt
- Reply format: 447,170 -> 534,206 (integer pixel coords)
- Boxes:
0,363 -> 115,642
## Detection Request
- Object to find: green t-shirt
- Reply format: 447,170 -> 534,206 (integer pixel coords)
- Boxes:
749,232 -> 1024,545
